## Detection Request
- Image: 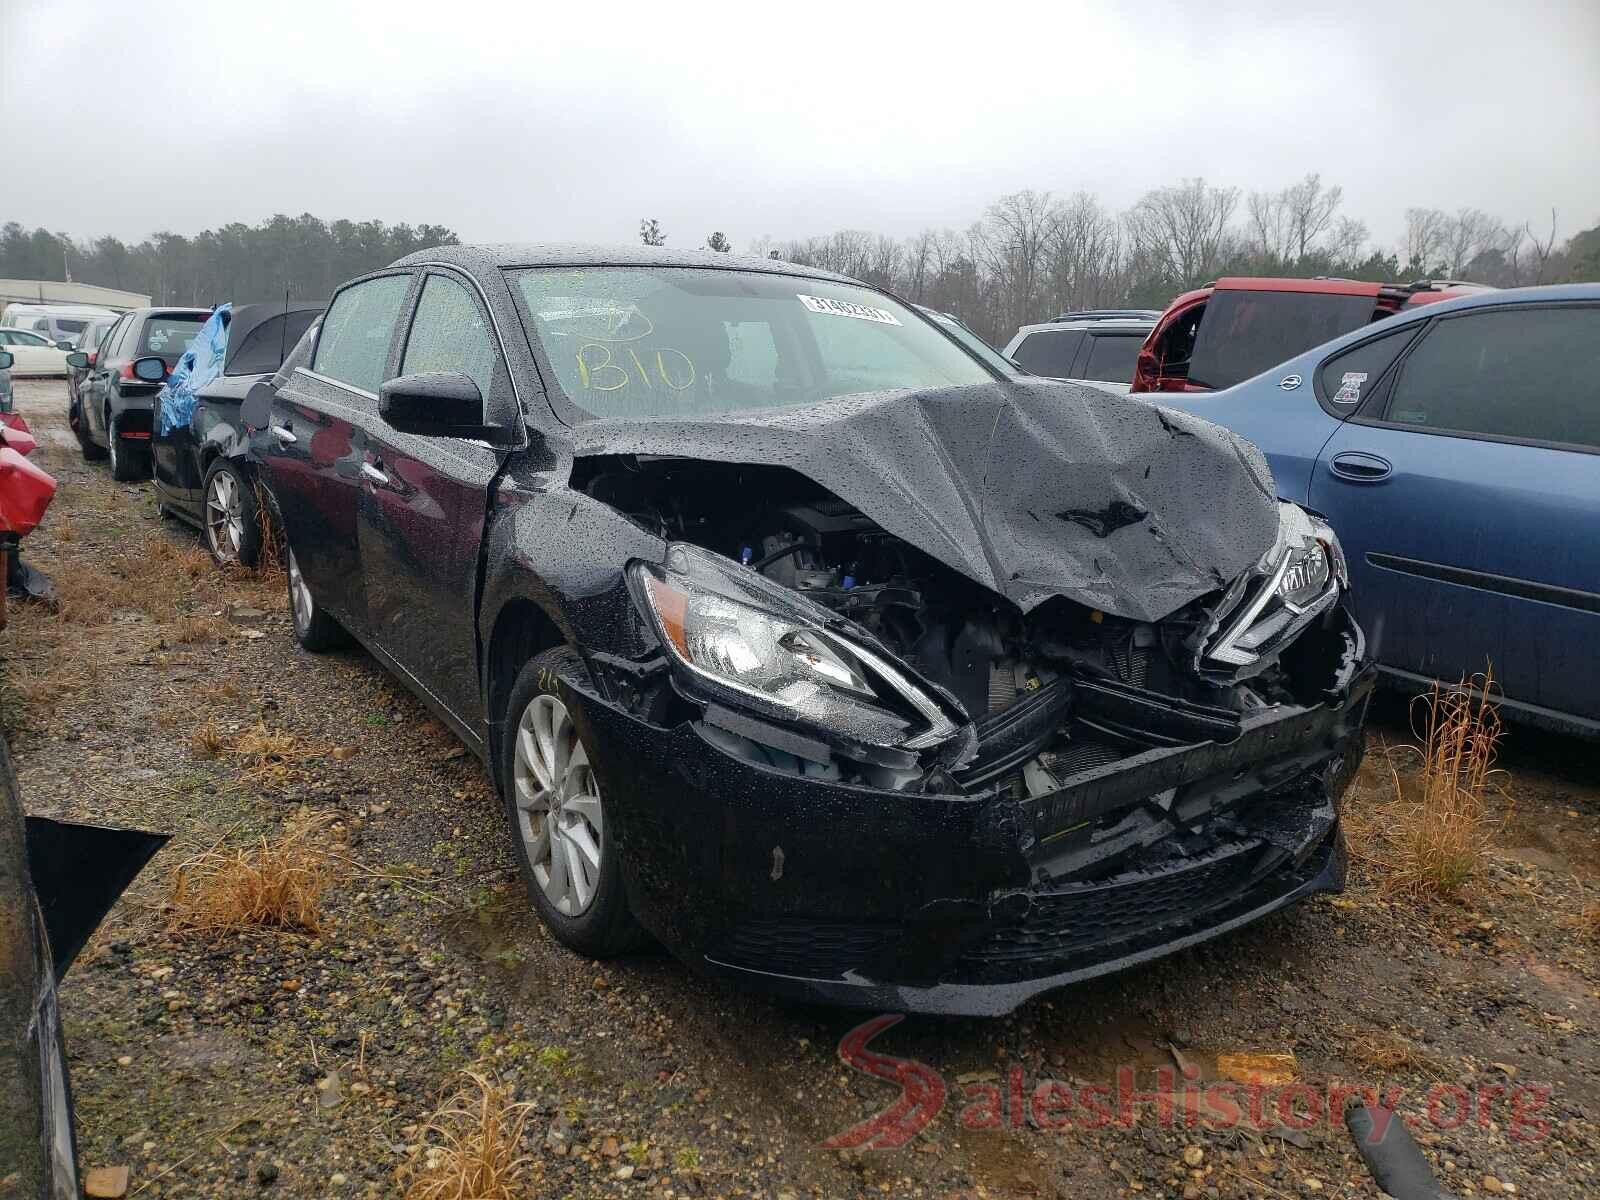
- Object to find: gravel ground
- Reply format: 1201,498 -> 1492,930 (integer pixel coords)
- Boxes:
3,375 -> 1597,1199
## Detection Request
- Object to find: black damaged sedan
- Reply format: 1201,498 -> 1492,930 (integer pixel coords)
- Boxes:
258,246 -> 1373,1016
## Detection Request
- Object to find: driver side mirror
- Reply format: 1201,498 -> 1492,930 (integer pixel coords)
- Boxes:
378,372 -> 507,443
0,351 -> 12,371
65,351 -> 90,369
55,340 -> 74,351
130,356 -> 166,382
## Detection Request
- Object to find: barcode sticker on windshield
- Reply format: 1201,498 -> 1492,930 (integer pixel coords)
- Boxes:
798,294 -> 902,326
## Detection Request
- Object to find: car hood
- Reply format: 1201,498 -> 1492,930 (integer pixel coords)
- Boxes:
569,379 -> 1280,624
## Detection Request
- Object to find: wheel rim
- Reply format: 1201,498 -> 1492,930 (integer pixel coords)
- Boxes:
205,470 -> 243,560
287,549 -> 314,634
513,692 -> 604,916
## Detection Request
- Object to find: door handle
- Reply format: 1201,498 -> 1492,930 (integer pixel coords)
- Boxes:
269,423 -> 297,444
1328,451 -> 1392,483
361,461 -> 390,486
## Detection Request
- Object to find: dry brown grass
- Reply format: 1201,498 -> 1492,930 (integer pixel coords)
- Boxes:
175,613 -> 229,644
253,478 -> 285,579
228,721 -> 322,783
400,1073 -> 537,1200
1342,1028 -> 1447,1078
52,516 -> 76,543
191,717 -> 226,759
200,678 -> 241,705
1346,672 -> 1505,900
167,812 -> 335,936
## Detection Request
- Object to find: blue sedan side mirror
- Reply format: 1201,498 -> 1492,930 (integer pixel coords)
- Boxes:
131,356 -> 166,383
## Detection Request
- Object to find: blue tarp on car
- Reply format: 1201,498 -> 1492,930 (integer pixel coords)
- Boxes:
156,303 -> 230,436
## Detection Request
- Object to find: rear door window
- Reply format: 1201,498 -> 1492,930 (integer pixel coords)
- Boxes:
1188,290 -> 1376,390
1010,330 -> 1084,377
1080,333 -> 1144,384
1380,306 -> 1600,451
314,275 -> 412,395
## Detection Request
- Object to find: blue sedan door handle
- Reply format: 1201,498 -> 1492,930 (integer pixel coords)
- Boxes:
1328,451 -> 1392,483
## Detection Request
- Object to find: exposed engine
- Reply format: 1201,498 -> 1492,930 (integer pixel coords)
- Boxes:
580,455 -> 1361,801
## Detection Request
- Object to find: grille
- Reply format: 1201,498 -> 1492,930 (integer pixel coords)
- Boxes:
957,839 -> 1289,980
1042,740 -> 1123,777
715,919 -> 893,979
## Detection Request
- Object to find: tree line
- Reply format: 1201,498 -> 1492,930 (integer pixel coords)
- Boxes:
6,175 -> 1596,349
655,175 -> 1598,344
0,214 -> 460,307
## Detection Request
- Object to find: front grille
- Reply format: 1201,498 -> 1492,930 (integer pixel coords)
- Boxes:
715,919 -> 893,979
955,834 -> 1331,983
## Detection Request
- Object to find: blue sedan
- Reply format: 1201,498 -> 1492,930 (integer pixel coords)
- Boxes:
1155,284 -> 1600,737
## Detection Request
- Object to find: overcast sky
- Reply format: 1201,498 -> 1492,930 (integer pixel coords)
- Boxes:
4,1 -> 1597,254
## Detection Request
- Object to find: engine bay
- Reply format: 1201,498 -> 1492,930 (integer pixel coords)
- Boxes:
579,455 -> 1359,798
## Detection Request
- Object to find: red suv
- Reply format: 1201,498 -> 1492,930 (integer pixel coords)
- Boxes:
1130,277 -> 1488,394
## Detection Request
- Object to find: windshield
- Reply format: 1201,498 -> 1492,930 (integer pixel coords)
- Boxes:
922,308 -> 1023,376
510,267 -> 996,419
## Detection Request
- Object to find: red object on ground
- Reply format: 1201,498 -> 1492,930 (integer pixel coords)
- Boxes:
0,447 -> 57,537
0,424 -> 39,458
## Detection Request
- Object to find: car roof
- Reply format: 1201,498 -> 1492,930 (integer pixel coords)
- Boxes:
390,242 -> 859,285
1013,317 -> 1155,337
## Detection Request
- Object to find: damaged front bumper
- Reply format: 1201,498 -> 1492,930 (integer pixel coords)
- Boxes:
567,655 -> 1375,1017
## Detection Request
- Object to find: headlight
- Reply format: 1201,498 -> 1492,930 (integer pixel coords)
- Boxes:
1205,505 -> 1344,670
631,544 -> 961,751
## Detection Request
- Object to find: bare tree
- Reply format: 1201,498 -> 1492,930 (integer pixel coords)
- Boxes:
1125,178 -> 1240,289
968,190 -> 1062,333
1047,192 -> 1123,313
1326,216 -> 1370,265
1403,208 -> 1449,273
1527,209 -> 1560,284
1440,208 -> 1502,277
1246,189 -> 1294,262
1283,173 -> 1343,260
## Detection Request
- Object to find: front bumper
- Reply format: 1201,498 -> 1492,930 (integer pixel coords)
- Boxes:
568,664 -> 1374,1017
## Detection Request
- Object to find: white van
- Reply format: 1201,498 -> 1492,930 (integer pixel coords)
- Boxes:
0,303 -> 118,347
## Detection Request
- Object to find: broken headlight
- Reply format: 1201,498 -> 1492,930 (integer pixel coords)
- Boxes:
1205,505 -> 1345,671
631,544 -> 961,751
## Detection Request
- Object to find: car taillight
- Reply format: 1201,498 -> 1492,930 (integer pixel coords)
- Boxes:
86,352 -> 97,367
1132,348 -> 1159,392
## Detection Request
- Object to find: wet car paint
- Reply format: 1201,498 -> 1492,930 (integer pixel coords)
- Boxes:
258,244 -> 1373,1015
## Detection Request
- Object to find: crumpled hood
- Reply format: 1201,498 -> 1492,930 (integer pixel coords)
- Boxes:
570,380 -> 1280,623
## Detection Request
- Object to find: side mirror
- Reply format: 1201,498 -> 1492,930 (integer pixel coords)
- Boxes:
65,351 -> 90,369
55,340 -> 74,351
131,356 -> 166,382
240,379 -> 275,430
378,372 -> 503,441
0,351 -> 12,371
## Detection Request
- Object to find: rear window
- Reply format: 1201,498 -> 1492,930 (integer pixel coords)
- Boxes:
1080,333 -> 1144,384
55,318 -> 88,337
1010,329 -> 1084,377
226,310 -> 321,376
140,315 -> 207,362
1187,290 -> 1376,390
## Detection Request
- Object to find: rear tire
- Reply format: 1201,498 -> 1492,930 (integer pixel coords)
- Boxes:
286,547 -> 348,652
501,647 -> 645,958
77,407 -> 107,461
201,459 -> 261,568
107,413 -> 147,482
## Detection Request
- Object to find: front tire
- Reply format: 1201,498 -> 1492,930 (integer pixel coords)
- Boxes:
501,647 -> 644,958
202,459 -> 261,568
286,547 -> 348,651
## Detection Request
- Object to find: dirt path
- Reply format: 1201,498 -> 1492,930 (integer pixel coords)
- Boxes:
4,377 -> 1597,1198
